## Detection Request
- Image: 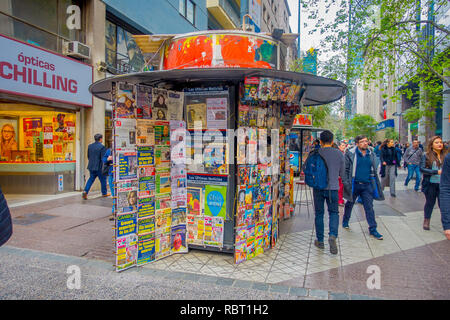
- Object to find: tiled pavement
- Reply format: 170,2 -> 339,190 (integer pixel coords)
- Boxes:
4,171 -> 450,299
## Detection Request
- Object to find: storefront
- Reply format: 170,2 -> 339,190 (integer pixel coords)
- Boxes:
0,34 -> 93,194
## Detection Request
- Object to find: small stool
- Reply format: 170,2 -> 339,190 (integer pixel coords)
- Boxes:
294,177 -> 314,219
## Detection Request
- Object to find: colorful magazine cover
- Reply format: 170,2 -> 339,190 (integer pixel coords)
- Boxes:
255,234 -> 264,257
116,151 -> 137,181
138,166 -> 155,198
137,196 -> 155,219
116,212 -> 137,238
172,207 -> 187,226
256,108 -> 267,127
154,227 -> 171,260
204,216 -> 224,247
170,120 -> 186,165
234,240 -> 247,264
204,185 -> 227,219
186,103 -> 207,130
115,118 -> 136,151
116,233 -> 137,271
167,90 -> 184,121
244,77 -> 259,101
155,207 -> 172,230
187,215 -> 204,245
286,82 -> 297,103
155,167 -> 171,194
115,83 -> 136,118
258,77 -> 272,101
154,121 -> 170,146
246,235 -> 255,260
238,104 -> 249,127
152,88 -> 168,121
187,187 -> 202,216
237,165 -> 250,185
137,216 -> 155,235
137,146 -> 154,166
136,85 -> 152,119
280,80 -> 291,102
155,193 -> 171,211
155,145 -> 170,167
137,233 -> 155,265
271,79 -> 282,101
206,97 -> 227,129
236,204 -> 246,227
171,224 -> 188,253
136,119 -> 155,146
248,107 -> 258,127
117,180 -> 138,214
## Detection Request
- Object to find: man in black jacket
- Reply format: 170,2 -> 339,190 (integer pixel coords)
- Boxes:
0,185 -> 13,247
439,153 -> 450,240
82,134 -> 107,199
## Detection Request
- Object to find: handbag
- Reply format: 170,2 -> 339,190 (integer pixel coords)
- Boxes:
101,160 -> 111,176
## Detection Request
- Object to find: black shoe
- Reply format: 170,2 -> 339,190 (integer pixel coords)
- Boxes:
328,236 -> 338,255
391,194 -> 396,197
314,240 -> 324,249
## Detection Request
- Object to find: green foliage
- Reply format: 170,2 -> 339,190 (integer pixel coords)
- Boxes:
344,114 -> 377,140
302,105 -> 332,127
384,127 -> 399,141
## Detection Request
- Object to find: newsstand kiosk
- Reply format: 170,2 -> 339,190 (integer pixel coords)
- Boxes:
89,30 -> 346,271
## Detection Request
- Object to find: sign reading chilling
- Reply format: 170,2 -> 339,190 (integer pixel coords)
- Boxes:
0,34 -> 93,107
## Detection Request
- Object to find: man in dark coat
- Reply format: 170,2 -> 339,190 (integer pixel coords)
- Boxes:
82,134 -> 107,199
439,153 -> 450,240
0,185 -> 13,247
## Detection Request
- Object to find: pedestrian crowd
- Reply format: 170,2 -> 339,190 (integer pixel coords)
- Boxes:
304,131 -> 450,255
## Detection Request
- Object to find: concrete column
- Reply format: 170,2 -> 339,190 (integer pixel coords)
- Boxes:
442,68 -> 450,141
82,0 -> 106,192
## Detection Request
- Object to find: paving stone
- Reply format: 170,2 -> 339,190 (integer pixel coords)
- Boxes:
215,277 -> 235,286
233,280 -> 254,289
289,287 -> 308,297
308,289 -> 329,299
329,292 -> 350,300
252,282 -> 270,291
269,285 -> 290,294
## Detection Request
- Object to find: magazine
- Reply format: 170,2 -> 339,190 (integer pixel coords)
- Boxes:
116,151 -> 137,181
116,212 -> 137,238
171,207 -> 187,226
280,80 -> 291,102
155,167 -> 171,195
155,207 -> 172,230
137,196 -> 155,219
115,83 -> 136,119
167,90 -> 184,121
271,79 -> 282,101
187,215 -> 204,245
137,233 -> 155,265
187,187 -> 202,216
238,104 -> 249,127
137,216 -> 155,235
138,166 -> 155,198
206,97 -> 227,129
204,216 -> 224,247
117,180 -> 138,214
115,118 -> 136,151
136,119 -> 155,146
154,121 -> 170,146
116,233 -> 137,271
136,85 -> 152,119
154,227 -> 171,260
152,88 -> 169,121
171,224 -> 188,254
243,77 -> 259,101
258,77 -> 272,101
155,145 -> 170,167
170,121 -> 186,165
137,146 -> 154,166
186,103 -> 207,130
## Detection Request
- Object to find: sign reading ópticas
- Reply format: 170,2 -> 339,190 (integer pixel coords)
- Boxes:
0,34 -> 93,106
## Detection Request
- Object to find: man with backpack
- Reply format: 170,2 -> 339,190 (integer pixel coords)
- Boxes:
303,130 -> 344,254
342,135 -> 385,240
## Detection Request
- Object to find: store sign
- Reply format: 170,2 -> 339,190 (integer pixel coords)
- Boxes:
0,34 -> 93,107
375,119 -> 395,131
292,114 -> 313,127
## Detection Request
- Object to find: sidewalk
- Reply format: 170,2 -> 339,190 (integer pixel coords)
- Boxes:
3,172 -> 450,299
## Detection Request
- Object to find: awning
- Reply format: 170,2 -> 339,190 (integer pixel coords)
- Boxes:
89,68 -> 347,106
291,126 -> 326,131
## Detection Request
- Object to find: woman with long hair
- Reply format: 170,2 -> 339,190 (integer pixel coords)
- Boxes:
420,136 -> 448,230
380,139 -> 400,197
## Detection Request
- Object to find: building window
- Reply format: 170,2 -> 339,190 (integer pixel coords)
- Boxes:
179,0 -> 195,26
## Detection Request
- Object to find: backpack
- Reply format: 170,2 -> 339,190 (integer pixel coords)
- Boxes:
303,149 -> 329,190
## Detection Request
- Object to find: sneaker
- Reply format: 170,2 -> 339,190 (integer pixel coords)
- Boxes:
342,221 -> 349,229
328,236 -> 338,254
370,230 -> 383,240
314,240 -> 324,249
82,191 -> 87,200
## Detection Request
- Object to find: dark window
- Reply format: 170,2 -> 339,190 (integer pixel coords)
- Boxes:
179,0 -> 195,26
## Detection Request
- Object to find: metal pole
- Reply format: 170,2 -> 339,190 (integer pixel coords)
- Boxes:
298,0 -> 301,58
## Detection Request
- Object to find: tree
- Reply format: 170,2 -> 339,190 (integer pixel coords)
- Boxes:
384,127 -> 399,141
345,114 -> 377,140
302,0 -> 449,139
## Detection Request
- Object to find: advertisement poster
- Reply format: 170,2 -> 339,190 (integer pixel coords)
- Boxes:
167,91 -> 184,121
206,97 -> 227,129
116,212 -> 137,238
117,151 -> 137,181
137,233 -> 155,265
186,103 -> 206,129
137,196 -> 155,219
115,118 -> 136,151
138,166 -> 155,198
136,85 -> 152,119
152,88 -> 168,121
116,233 -> 137,271
171,224 -> 188,254
117,181 -> 138,214
204,185 -> 227,219
136,119 -> 155,146
137,146 -> 154,166
115,83 -> 136,118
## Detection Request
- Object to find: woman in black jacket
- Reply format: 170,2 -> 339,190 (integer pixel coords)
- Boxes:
0,185 -> 13,246
380,139 -> 400,197
420,136 -> 447,230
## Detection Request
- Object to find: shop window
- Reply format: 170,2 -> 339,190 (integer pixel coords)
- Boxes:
105,19 -> 145,74
0,108 -> 76,163
179,0 -> 195,26
0,0 -> 84,53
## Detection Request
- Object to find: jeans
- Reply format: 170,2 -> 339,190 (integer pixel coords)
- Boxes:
343,182 -> 378,233
424,183 -> 440,219
84,170 -> 107,195
405,164 -> 421,190
382,165 -> 396,196
108,174 -> 114,197
313,189 -> 339,242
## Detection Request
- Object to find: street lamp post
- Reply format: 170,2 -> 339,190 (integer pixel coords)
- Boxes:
392,112 -> 404,143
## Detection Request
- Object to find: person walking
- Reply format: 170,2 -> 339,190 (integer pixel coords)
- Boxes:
338,141 -> 348,206
403,140 -> 423,191
0,185 -> 13,247
380,139 -> 400,197
439,153 -> 450,240
342,135 -> 385,240
373,141 -> 382,172
420,136 -> 447,230
402,142 -> 410,170
305,130 -> 344,254
82,133 -> 108,200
